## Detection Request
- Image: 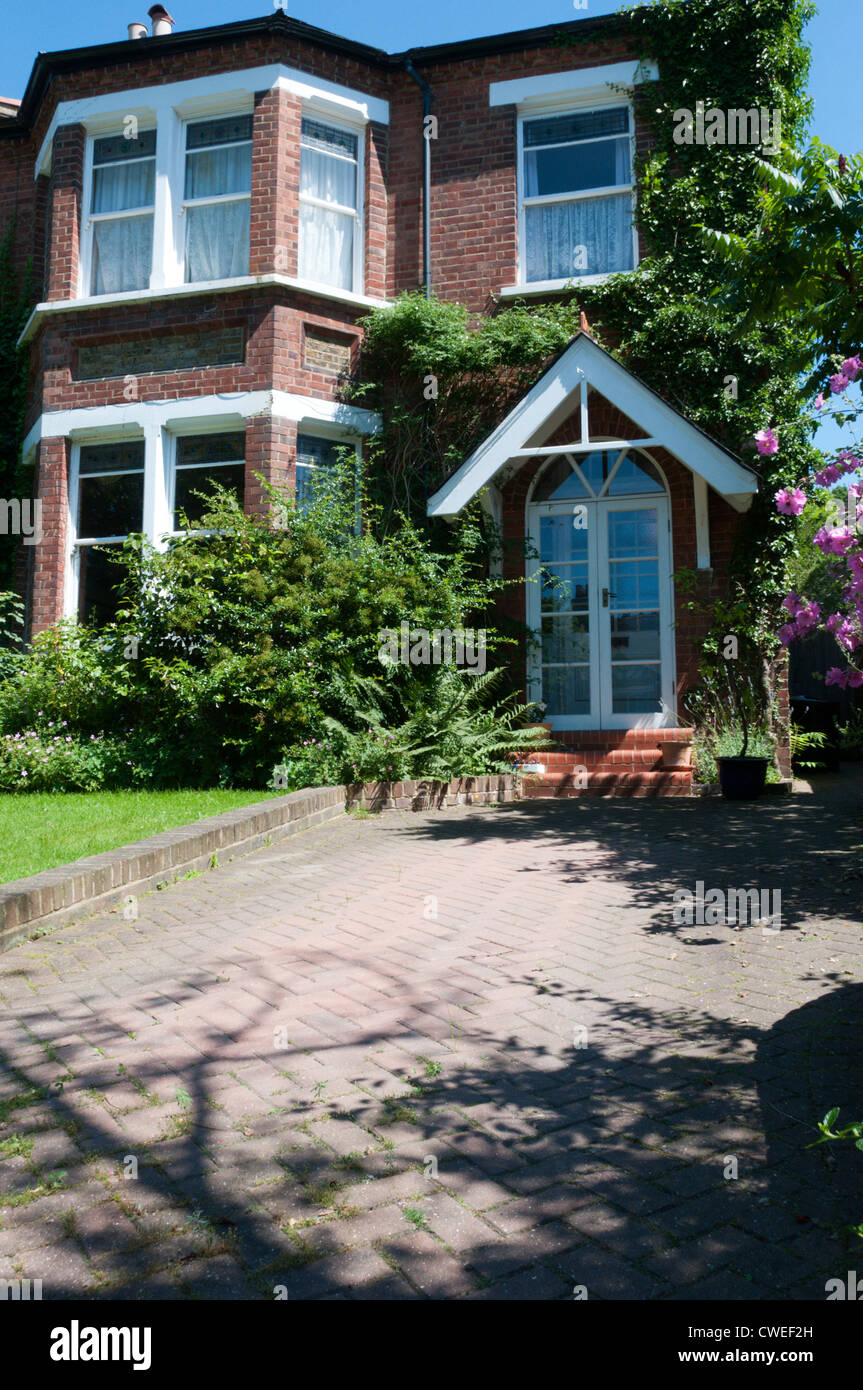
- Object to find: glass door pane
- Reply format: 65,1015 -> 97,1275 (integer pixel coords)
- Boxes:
606,506 -> 663,714
539,512 -> 591,716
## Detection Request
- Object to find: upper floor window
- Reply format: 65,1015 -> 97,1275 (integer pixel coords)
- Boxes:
299,118 -> 362,292
76,97 -> 373,302
183,116 -> 253,283
89,131 -> 156,295
521,105 -> 635,285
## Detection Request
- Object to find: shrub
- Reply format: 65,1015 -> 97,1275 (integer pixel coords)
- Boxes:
0,728 -> 113,792
276,666 -> 547,789
0,477 -> 538,791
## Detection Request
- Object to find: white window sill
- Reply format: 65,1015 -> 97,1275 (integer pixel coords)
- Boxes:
498,272 -> 627,298
18,274 -> 391,346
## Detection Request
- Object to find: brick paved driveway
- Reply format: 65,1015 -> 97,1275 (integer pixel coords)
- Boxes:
1,775 -> 862,1300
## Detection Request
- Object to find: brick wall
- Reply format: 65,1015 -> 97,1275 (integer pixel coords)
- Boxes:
30,436 -> 68,634
21,23 -> 650,326
244,414 -> 297,517
250,84 -> 297,279
388,33 -> 646,309
26,290 -> 366,427
0,130 -> 43,294
3,15 -> 753,679
46,124 -> 85,302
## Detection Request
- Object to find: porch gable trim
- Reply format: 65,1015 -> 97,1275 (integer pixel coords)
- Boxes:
426,334 -> 758,518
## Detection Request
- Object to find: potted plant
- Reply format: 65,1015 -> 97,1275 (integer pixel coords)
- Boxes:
714,650 -> 771,800
676,586 -> 782,800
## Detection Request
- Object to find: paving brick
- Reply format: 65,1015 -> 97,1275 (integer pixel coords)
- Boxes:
17,1240 -> 98,1296
379,1229 -> 478,1298
1,789 -> 860,1302
470,1263 -> 572,1300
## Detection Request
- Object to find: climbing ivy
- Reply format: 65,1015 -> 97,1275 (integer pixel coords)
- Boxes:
0,218 -> 33,590
352,0 -> 821,684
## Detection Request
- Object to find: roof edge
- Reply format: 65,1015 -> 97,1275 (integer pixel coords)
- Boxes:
0,10 -> 629,138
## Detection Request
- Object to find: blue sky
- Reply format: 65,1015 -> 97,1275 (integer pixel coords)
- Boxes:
3,0 -> 854,454
1,0 -> 855,149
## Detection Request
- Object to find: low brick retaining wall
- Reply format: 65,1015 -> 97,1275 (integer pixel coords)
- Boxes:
345,773 -> 520,812
0,775 -> 521,955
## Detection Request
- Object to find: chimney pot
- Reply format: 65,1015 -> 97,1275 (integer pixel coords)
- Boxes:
147,4 -> 175,35
128,21 -> 148,39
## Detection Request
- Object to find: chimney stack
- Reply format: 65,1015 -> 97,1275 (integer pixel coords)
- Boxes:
147,4 -> 175,35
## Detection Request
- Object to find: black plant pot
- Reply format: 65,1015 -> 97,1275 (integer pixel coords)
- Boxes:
716,756 -> 769,800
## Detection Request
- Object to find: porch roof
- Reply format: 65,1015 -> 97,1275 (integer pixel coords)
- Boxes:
426,333 -> 759,517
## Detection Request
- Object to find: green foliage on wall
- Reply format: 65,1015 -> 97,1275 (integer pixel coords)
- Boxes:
0,218 -> 33,591
353,0 -> 821,634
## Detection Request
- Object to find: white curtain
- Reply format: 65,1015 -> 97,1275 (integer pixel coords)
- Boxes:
185,200 -> 250,282
184,144 -> 252,200
298,202 -> 353,289
92,159 -> 154,214
300,146 -> 356,208
525,192 -> 633,281
92,214 -> 153,294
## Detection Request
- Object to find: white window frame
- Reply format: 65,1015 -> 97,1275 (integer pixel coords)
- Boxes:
295,426 -> 362,531
167,426 -> 247,536
525,450 -> 676,730
79,129 -> 158,299
67,435 -> 147,619
516,95 -> 639,291
178,113 -> 254,285
298,108 -> 365,297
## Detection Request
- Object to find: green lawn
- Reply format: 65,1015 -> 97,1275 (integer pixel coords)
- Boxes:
0,788 -> 284,885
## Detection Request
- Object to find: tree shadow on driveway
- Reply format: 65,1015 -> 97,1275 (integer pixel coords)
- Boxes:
0,969 -> 860,1300
398,773 -> 863,935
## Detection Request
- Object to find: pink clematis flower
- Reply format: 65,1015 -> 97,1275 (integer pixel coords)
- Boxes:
815,463 -> 842,486
814,393 -> 825,411
815,525 -> 856,555
830,373 -> 850,394
841,355 -> 863,381
775,487 -> 806,516
825,667 -> 847,688
755,428 -> 779,455
794,601 -> 821,635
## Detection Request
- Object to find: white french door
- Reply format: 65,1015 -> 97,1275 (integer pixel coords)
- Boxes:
527,492 -> 676,729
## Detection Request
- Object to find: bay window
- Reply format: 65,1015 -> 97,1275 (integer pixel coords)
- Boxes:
89,131 -> 156,295
183,116 -> 252,283
299,117 -> 361,292
521,105 -> 635,284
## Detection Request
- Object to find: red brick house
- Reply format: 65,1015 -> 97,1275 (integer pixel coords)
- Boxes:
0,8 -> 771,791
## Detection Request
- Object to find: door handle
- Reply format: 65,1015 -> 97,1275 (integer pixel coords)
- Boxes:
602,588 -> 616,607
